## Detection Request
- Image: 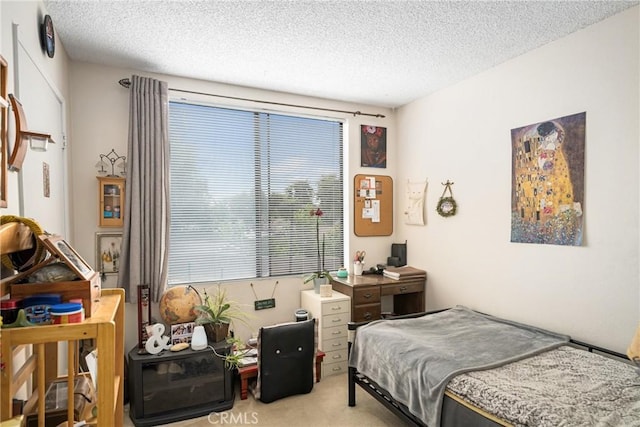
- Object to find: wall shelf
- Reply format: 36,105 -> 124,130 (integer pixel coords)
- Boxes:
97,176 -> 126,227
7,94 -> 54,172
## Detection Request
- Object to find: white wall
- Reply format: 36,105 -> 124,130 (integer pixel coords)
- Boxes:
1,0 -> 73,390
4,1 -> 638,354
1,1 -> 70,236
68,62 -> 395,349
396,6 -> 639,352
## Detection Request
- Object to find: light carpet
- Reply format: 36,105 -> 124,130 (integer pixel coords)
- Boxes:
123,372 -> 403,426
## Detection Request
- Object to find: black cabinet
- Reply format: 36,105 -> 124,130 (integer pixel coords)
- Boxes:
128,342 -> 234,426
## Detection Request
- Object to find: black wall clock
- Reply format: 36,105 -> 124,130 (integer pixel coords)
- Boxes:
40,14 -> 55,58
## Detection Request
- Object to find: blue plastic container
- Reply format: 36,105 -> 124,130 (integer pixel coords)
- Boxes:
51,302 -> 84,324
22,294 -> 62,324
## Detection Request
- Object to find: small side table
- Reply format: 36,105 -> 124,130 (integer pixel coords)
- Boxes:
238,350 -> 325,400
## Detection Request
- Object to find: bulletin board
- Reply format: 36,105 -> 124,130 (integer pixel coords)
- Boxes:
354,174 -> 393,236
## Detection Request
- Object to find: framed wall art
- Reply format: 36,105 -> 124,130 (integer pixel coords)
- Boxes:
95,231 -> 122,275
43,162 -> 50,198
360,125 -> 387,168
511,112 -> 585,246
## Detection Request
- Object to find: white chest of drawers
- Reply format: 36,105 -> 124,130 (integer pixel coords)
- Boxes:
301,289 -> 351,377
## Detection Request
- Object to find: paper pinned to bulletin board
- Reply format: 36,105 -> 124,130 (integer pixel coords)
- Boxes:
354,174 -> 393,236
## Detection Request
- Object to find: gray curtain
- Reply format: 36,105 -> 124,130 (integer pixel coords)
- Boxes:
118,75 -> 170,303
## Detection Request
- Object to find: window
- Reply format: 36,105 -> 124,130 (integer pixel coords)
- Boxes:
168,101 -> 344,285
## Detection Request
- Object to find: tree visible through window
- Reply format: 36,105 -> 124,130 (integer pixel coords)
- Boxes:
168,101 -> 344,285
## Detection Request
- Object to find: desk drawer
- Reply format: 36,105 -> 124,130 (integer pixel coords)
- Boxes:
324,347 -> 348,377
353,286 -> 380,305
322,312 -> 349,328
321,337 -> 347,352
381,281 -> 424,296
324,299 -> 350,316
324,348 -> 348,365
323,359 -> 348,377
353,304 -> 381,322
323,325 -> 347,341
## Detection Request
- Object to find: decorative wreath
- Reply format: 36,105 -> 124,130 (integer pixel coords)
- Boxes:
436,197 -> 457,217
436,180 -> 457,217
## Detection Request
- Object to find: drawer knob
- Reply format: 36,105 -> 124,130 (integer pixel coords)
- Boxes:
331,306 -> 342,311
332,318 -> 342,323
332,366 -> 342,371
399,286 -> 407,292
364,293 -> 372,298
364,313 -> 372,320
332,342 -> 342,347
332,331 -> 342,335
332,354 -> 342,360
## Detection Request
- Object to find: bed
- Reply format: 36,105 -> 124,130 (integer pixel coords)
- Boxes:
347,306 -> 640,427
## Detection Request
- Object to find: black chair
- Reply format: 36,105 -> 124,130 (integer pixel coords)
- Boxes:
252,318 -> 317,403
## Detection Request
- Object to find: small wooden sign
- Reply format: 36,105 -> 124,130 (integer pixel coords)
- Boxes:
254,298 -> 276,310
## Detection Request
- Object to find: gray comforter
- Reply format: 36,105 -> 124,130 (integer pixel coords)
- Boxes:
448,345 -> 640,426
348,306 -> 569,427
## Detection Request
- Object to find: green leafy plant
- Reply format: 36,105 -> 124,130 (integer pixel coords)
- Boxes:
222,337 -> 255,370
193,284 -> 252,328
204,336 -> 257,371
192,285 -> 256,370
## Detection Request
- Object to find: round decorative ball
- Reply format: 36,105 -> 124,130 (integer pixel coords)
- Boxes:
159,285 -> 201,325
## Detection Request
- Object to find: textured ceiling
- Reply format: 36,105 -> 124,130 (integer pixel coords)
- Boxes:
43,0 -> 638,108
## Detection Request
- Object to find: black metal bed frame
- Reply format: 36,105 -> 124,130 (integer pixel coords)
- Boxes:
346,309 -> 630,427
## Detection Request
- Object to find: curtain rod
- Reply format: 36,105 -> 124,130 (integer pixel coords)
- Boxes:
118,78 -> 385,118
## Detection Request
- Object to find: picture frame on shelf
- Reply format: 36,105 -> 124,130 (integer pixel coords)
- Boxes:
95,231 -> 122,276
138,284 -> 151,349
170,321 -> 195,345
40,235 -> 94,281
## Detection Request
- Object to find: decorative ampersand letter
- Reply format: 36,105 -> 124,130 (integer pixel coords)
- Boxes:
145,323 -> 171,354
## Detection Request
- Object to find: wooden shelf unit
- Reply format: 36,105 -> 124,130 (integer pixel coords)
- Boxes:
97,176 -> 125,227
0,288 -> 125,426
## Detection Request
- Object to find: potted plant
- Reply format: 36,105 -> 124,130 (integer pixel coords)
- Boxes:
193,284 -> 252,343
304,207 -> 331,292
220,337 -> 256,370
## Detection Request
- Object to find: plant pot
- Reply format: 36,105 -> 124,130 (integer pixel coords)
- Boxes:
203,322 -> 230,343
313,276 -> 329,294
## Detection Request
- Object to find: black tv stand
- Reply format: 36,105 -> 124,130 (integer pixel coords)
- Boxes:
128,341 -> 234,426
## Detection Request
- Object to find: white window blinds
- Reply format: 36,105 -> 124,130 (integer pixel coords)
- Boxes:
168,101 -> 344,285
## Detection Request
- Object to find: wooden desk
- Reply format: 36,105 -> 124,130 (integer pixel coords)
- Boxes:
237,351 -> 325,400
330,274 -> 426,322
0,288 -> 124,426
